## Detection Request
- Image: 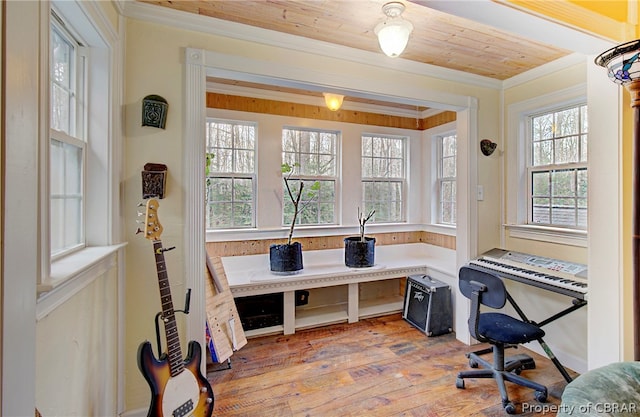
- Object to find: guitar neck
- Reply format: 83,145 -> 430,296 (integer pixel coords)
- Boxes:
152,239 -> 184,377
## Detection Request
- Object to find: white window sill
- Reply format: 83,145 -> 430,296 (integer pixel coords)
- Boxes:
36,243 -> 127,320
505,224 -> 587,247
422,223 -> 456,236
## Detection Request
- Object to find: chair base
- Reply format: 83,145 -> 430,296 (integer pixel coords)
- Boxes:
456,345 -> 548,415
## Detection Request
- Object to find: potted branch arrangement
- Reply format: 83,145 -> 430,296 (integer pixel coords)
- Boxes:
270,163 -> 320,274
344,208 -> 376,268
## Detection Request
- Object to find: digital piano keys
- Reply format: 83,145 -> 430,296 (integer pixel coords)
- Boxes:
469,248 -> 588,300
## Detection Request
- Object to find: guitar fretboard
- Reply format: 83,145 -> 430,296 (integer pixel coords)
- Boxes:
153,240 -> 184,377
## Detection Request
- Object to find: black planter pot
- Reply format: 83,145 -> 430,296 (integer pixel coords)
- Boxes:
269,242 -> 303,274
344,236 -> 376,268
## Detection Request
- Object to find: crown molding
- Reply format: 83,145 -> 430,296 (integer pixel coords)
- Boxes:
121,1 -> 503,90
502,53 -> 587,89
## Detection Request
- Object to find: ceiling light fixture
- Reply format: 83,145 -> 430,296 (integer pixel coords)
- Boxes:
323,93 -> 344,111
374,2 -> 413,58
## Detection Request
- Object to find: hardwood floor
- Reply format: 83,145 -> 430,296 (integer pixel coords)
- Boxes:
206,314 -> 577,416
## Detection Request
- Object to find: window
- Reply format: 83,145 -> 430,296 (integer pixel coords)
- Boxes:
282,127 -> 338,225
50,14 -> 86,257
529,104 -> 587,229
206,119 -> 256,229
361,134 -> 406,223
437,133 -> 457,225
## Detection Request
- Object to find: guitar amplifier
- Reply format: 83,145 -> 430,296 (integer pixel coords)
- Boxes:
403,274 -> 452,336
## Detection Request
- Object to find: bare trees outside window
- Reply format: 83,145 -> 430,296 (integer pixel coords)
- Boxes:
206,119 -> 257,229
282,127 -> 338,226
529,104 -> 588,229
361,134 -> 406,223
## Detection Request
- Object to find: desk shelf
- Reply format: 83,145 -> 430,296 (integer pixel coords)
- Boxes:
295,302 -> 349,330
359,296 -> 404,319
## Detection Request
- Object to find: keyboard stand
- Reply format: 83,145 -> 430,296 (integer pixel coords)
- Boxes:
506,291 -> 587,383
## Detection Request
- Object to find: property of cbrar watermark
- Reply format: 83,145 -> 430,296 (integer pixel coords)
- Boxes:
522,402 -> 638,415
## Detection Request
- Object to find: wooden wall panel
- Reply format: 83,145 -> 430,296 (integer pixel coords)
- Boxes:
207,93 -> 456,130
206,231 -> 456,258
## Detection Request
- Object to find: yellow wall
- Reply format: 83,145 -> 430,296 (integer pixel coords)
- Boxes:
508,0 -> 636,41
123,17 -> 502,410
36,268 -> 119,416
502,61 -> 589,364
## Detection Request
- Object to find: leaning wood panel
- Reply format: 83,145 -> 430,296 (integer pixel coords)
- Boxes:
205,255 -> 247,363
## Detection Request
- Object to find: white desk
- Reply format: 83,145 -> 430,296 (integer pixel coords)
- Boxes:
222,243 -> 456,336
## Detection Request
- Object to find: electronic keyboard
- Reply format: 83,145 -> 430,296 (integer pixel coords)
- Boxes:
468,248 -> 588,300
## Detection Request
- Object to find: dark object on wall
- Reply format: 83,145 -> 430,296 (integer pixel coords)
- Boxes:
142,94 -> 168,129
344,236 -> 376,268
141,163 -> 167,199
480,139 -> 497,156
269,242 -> 303,274
403,274 -> 452,336
235,293 -> 284,330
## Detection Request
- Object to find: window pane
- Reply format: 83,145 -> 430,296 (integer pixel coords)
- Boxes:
442,156 -> 456,178
235,150 -> 254,173
554,136 -> 579,164
533,114 -> 553,140
532,171 -> 550,196
577,169 -> 588,198
206,120 -> 257,229
532,140 -> 553,166
555,107 -> 579,136
532,198 -> 550,224
552,170 -> 575,197
51,84 -> 70,133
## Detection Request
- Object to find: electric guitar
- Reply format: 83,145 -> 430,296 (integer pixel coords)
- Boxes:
137,199 -> 214,417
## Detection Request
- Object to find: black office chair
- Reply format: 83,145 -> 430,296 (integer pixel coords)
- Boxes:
455,265 -> 548,414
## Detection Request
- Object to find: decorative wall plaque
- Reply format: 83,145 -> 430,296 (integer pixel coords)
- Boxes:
142,95 -> 168,129
142,163 -> 168,199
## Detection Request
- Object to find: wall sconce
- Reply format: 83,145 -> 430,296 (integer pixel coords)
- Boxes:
595,39 -> 640,360
374,2 -> 413,58
142,94 -> 168,129
480,139 -> 498,156
323,93 -> 344,111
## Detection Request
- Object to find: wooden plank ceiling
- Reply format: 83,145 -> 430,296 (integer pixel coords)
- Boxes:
138,0 -> 570,80
137,1 -> 570,128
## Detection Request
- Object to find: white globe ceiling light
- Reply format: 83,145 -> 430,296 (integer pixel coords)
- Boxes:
374,2 -> 413,58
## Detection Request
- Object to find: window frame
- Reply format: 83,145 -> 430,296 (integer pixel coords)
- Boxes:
50,15 -> 88,259
505,84 -> 587,246
205,118 -> 258,229
526,104 -> 588,230
38,1 -> 122,295
281,126 -> 339,227
361,133 -> 408,224
436,132 -> 457,226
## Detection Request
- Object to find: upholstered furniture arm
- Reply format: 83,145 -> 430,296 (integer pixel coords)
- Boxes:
558,362 -> 640,416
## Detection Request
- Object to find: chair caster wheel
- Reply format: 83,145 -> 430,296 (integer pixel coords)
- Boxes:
456,378 -> 465,389
504,402 -> 516,414
469,358 -> 478,368
535,390 -> 548,403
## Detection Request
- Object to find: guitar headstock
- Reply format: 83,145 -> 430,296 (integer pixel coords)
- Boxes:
138,198 -> 163,240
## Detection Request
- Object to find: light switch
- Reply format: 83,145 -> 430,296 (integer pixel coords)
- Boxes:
477,185 -> 484,201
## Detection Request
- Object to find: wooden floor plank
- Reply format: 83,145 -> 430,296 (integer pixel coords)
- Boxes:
207,314 -> 576,416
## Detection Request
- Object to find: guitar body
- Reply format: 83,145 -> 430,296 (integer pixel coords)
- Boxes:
138,340 -> 214,417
